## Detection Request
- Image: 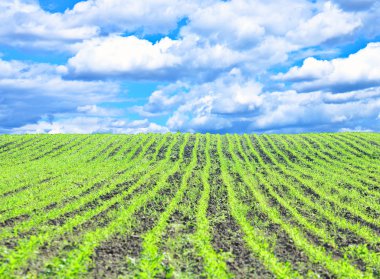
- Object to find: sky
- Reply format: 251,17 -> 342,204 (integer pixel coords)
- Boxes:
0,0 -> 379,134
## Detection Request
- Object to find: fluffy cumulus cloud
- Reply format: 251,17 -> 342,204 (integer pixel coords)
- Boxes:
66,36 -> 182,79
1,0 -> 380,134
0,0 -> 206,50
134,70 -> 379,133
65,0 -> 204,35
252,90 -> 380,132
63,0 -> 365,81
275,42 -> 380,92
0,0 -> 98,50
13,116 -> 169,134
286,2 -> 361,47
183,0 -> 361,50
0,58 -> 120,131
164,81 -> 380,133
66,34 -> 245,81
331,0 -> 380,39
138,70 -> 262,117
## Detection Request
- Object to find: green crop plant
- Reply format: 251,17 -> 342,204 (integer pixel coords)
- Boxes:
0,132 -> 379,278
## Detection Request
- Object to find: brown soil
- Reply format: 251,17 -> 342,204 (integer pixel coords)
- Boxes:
88,140 -> 118,162
0,138 -> 36,155
89,170 -> 183,278
224,142 -> 331,279
207,142 -> 274,278
158,158 -> 205,277
0,214 -> 30,228
31,139 -> 78,161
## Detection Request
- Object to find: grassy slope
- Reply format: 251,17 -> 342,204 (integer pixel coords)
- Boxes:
0,133 -> 379,278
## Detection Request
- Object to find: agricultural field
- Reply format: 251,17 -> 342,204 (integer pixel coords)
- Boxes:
0,133 -> 379,278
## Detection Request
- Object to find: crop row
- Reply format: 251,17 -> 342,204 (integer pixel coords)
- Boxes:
0,132 -> 379,278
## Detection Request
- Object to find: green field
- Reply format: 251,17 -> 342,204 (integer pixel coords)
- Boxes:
0,133 -> 379,278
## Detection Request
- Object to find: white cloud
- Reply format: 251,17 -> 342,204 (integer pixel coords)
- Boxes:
1,0 -> 367,83
63,0 -> 364,82
182,0 -> 313,46
66,0 -> 205,35
67,36 -> 181,78
0,0 -> 98,50
121,119 -> 170,134
0,58 -> 119,130
357,2 -> 380,38
0,0 -> 206,51
148,72 -> 380,133
67,34 -> 244,80
339,126 -> 373,132
181,1 -> 266,50
0,0 -> 371,58
12,117 -> 106,134
163,72 -> 264,132
275,42 -> 380,92
274,57 -> 334,81
1,0 -> 379,134
77,105 -> 121,116
12,116 -> 169,134
139,70 -> 263,131
0,59 -> 24,78
286,2 -> 361,47
255,91 -> 380,132
134,82 -> 188,117
0,0 -> 213,53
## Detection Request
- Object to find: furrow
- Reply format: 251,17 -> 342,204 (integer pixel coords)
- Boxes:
0,135 -> 181,277
239,135 -> 368,278
263,135 -> 380,243
253,135 -> 380,230
43,134 -> 189,278
192,134 -> 231,278
137,134 -> 199,278
216,135 -> 298,278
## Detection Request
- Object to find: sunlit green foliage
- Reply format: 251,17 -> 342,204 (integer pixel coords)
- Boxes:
0,132 -> 379,278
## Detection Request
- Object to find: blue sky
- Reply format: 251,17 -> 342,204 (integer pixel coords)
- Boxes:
0,0 -> 379,134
